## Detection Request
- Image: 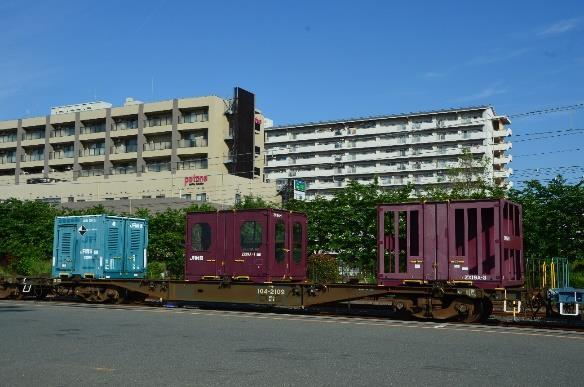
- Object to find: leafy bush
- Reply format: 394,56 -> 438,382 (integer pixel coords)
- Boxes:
147,261 -> 167,279
29,259 -> 52,277
308,254 -> 340,283
11,256 -> 51,277
571,259 -> 584,288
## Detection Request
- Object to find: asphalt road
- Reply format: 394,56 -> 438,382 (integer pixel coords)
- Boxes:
1,300 -> 583,386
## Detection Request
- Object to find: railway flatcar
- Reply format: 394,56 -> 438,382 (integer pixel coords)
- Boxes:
4,200 -> 577,323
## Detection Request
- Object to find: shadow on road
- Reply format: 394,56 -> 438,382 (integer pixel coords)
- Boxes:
0,305 -> 32,313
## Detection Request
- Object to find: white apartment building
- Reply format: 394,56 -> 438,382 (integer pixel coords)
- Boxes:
264,106 -> 512,199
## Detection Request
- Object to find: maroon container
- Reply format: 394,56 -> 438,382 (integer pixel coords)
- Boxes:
377,199 -> 523,289
185,209 -> 307,283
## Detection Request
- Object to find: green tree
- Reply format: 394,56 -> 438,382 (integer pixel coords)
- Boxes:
233,195 -> 279,209
287,179 -> 412,273
0,199 -> 61,275
509,176 -> 584,262
438,147 -> 506,199
134,203 -> 214,278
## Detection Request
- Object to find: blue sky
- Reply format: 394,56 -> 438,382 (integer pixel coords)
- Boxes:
0,0 -> 583,186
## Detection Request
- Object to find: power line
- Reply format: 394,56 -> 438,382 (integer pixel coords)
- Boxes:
508,103 -> 584,119
514,148 -> 582,157
512,128 -> 584,137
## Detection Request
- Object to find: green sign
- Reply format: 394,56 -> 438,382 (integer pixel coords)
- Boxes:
293,179 -> 306,192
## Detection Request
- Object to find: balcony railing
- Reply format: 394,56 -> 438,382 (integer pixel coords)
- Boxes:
143,142 -> 172,151
146,162 -> 172,172
146,116 -> 172,127
0,135 -> 17,143
111,166 -> 137,175
179,138 -> 208,148
21,154 -> 45,162
180,111 -> 208,123
177,160 -> 208,170
49,151 -> 75,160
79,169 -> 104,177
79,148 -> 105,157
0,157 -> 17,164
50,128 -> 75,138
80,124 -> 106,135
112,145 -> 138,154
112,120 -> 138,131
23,132 -> 45,141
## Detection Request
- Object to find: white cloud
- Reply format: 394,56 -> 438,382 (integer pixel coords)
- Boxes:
538,19 -> 580,36
422,71 -> 445,79
456,83 -> 508,102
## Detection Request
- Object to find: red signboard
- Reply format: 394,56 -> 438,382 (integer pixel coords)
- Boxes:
184,175 -> 208,186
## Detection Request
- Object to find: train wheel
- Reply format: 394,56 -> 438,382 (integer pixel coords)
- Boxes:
0,286 -> 12,299
454,298 -> 484,323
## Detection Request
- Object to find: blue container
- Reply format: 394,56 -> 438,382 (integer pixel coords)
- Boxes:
52,215 -> 148,279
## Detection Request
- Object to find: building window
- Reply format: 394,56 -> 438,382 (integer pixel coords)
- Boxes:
80,122 -> 106,134
191,223 -> 212,251
0,133 -> 17,143
182,193 -> 191,200
24,129 -> 45,140
113,118 -> 138,131
67,196 -> 74,202
51,126 -> 75,138
182,108 -> 209,123
195,193 -> 207,202
240,221 -> 262,252
147,114 -> 172,127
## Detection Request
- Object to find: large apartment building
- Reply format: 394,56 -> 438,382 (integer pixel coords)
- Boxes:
264,106 -> 512,199
0,88 -> 279,206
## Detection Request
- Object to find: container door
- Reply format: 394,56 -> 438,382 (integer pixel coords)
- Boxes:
235,212 -> 267,280
125,220 -> 147,277
55,225 -> 76,274
500,201 -> 523,285
378,205 -> 424,281
271,212 -> 289,280
447,203 -> 500,284
105,218 -> 124,275
288,214 -> 307,280
76,218 -> 101,277
185,213 -> 218,279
